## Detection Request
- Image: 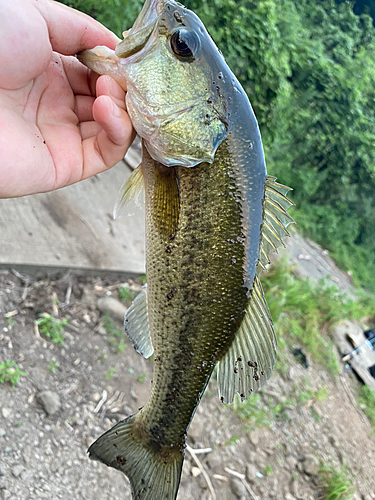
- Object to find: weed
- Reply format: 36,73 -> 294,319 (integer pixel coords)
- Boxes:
0,360 -> 26,387
105,367 -> 116,380
48,361 -> 59,374
36,314 -> 68,346
7,317 -> 16,329
103,313 -> 127,354
118,285 -> 136,304
137,373 -> 147,383
319,465 -> 354,500
358,385 -> 375,433
311,408 -> 321,421
225,435 -> 239,446
264,465 -> 274,476
232,393 -> 271,430
262,259 -> 368,377
299,386 -> 328,405
137,275 -> 147,286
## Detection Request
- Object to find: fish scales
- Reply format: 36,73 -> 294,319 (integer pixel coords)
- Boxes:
77,0 -> 294,498
140,139 -> 248,450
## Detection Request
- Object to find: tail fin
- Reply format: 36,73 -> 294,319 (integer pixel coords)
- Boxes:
88,414 -> 184,500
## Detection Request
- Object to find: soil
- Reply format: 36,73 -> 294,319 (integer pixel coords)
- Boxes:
0,260 -> 374,500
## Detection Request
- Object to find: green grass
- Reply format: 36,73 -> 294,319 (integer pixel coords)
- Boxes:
232,393 -> 271,430
232,382 -> 329,431
262,259 -> 372,376
225,435 -> 240,446
0,360 -> 26,387
137,373 -> 147,383
48,361 -> 59,374
358,385 -> 375,433
103,313 -> 127,354
118,285 -> 137,305
105,367 -> 116,380
36,314 -> 68,346
319,465 -> 354,500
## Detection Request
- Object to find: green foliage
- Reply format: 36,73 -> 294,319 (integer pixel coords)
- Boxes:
264,465 -> 274,476
262,259 -> 363,376
105,367 -> 116,379
225,435 -> 240,446
118,285 -> 136,304
358,385 -> 375,433
48,361 -> 59,374
61,0 -> 142,36
103,313 -> 127,353
36,314 -> 68,345
319,465 -> 355,500
232,393 -> 271,430
0,360 -> 26,387
266,0 -> 375,291
137,372 -> 147,383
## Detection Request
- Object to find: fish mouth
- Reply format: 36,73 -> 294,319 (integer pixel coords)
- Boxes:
115,0 -> 164,60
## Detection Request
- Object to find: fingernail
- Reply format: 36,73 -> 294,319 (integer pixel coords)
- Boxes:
112,100 -> 122,118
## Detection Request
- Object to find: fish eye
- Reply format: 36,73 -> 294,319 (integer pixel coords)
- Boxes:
170,29 -> 199,58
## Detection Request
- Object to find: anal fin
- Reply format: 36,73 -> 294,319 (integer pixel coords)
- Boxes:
217,275 -> 276,404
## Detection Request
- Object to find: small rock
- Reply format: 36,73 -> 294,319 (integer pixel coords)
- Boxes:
206,452 -> 222,470
246,463 -> 257,483
1,489 -> 11,500
329,435 -> 340,448
1,408 -> 11,419
92,392 -> 101,402
130,388 -> 137,400
249,429 -> 260,446
290,479 -> 299,498
98,326 -> 107,335
86,436 -> 96,448
285,494 -> 296,500
36,391 -> 61,416
0,428 -> 6,437
230,477 -> 247,499
97,297 -> 127,323
12,464 -> 24,478
0,465 -> 6,476
284,454 -> 297,470
303,454 -> 319,476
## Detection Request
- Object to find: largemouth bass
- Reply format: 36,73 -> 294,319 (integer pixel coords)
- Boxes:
78,1 -> 293,498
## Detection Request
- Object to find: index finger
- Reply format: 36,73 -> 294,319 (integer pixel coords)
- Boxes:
36,0 -> 120,55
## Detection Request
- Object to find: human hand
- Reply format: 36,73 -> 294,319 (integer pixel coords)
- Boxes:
0,0 -> 135,198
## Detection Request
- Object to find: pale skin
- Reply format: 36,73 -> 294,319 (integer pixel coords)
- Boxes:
0,0 -> 135,198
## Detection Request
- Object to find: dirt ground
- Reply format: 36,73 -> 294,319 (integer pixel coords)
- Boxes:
0,267 -> 374,500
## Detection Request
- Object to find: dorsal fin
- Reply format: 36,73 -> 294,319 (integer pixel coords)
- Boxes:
257,176 -> 294,272
217,275 -> 276,404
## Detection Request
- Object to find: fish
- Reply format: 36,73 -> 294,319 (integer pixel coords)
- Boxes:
77,0 -> 294,498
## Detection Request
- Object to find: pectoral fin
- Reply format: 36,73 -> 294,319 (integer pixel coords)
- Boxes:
217,275 -> 276,404
114,164 -> 145,219
124,287 -> 153,359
